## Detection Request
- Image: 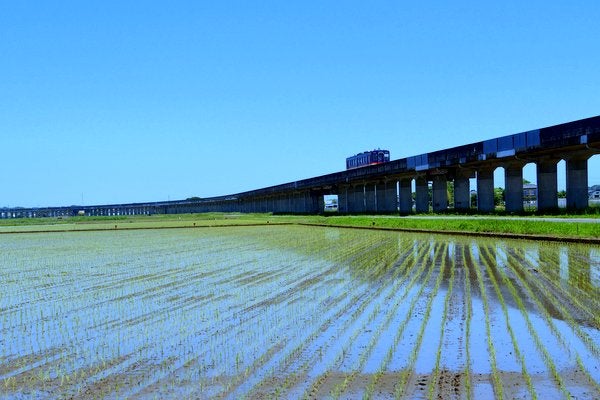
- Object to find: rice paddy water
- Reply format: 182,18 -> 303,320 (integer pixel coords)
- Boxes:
0,225 -> 598,399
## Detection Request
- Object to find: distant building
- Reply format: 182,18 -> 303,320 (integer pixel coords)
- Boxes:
523,184 -> 537,200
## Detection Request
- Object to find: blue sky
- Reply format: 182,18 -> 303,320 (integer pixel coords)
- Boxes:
2,1 -> 599,208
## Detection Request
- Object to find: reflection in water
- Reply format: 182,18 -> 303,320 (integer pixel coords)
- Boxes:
343,231 -> 599,331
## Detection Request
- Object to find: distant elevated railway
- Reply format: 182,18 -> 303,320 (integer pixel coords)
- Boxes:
2,115 -> 599,218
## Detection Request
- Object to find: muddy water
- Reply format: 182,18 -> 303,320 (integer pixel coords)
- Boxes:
0,226 -> 598,399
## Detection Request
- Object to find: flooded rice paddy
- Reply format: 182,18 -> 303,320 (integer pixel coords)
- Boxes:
0,225 -> 599,399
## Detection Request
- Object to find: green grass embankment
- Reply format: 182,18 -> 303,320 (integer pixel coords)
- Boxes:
296,215 -> 599,243
0,213 -> 598,242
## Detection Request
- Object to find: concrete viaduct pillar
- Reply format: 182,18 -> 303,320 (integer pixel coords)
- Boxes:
378,180 -> 398,213
566,154 -> 590,211
365,183 -> 377,212
338,186 -> 349,213
415,176 -> 429,213
348,184 -> 365,213
398,178 -> 412,214
453,169 -> 473,211
291,192 -> 303,213
431,174 -> 448,212
477,167 -> 495,213
504,162 -> 525,213
310,192 -> 322,213
536,158 -> 559,212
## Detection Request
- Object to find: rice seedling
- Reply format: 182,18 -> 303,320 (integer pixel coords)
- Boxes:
469,244 -> 504,399
426,243 -> 456,400
1,225 -> 599,399
483,243 -> 571,398
478,245 -> 537,399
459,242 -> 476,400
394,243 -> 448,399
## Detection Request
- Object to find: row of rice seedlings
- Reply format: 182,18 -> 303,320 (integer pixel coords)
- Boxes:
69,266 -> 274,396
393,242 -> 448,399
295,241 -> 419,399
562,246 -> 600,293
0,260 -> 162,382
211,268 -> 366,397
63,299 -> 212,396
0,232 -> 220,336
253,226 -> 360,264
2,231 -> 272,394
246,287 -> 367,398
262,240 -> 424,399
164,250 -> 340,382
2,253 -> 224,338
498,245 -> 600,391
478,245 -> 537,399
545,244 -> 599,309
2,231 -> 414,394
501,243 -> 599,357
361,242 -> 437,399
469,244 -> 504,399
135,303 -> 294,398
483,244 -> 572,398
327,241 -> 434,399
459,243 -> 473,400
0,228 -> 296,394
9,253 -> 234,384
427,243 -> 456,400
521,243 -> 600,312
523,247 -> 600,335
204,228 -> 400,396
512,245 -> 600,339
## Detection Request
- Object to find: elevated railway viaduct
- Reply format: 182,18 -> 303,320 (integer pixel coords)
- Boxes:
2,115 -> 599,219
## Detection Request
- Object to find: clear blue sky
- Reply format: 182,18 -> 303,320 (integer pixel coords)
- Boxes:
2,1 -> 599,208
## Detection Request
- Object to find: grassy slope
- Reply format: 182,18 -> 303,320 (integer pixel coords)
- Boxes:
1,212 -> 598,240
301,215 -> 600,240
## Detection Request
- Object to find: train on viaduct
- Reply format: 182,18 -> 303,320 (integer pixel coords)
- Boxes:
2,115 -> 599,219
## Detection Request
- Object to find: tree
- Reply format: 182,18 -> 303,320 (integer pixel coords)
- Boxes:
494,187 -> 505,206
447,182 -> 454,206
